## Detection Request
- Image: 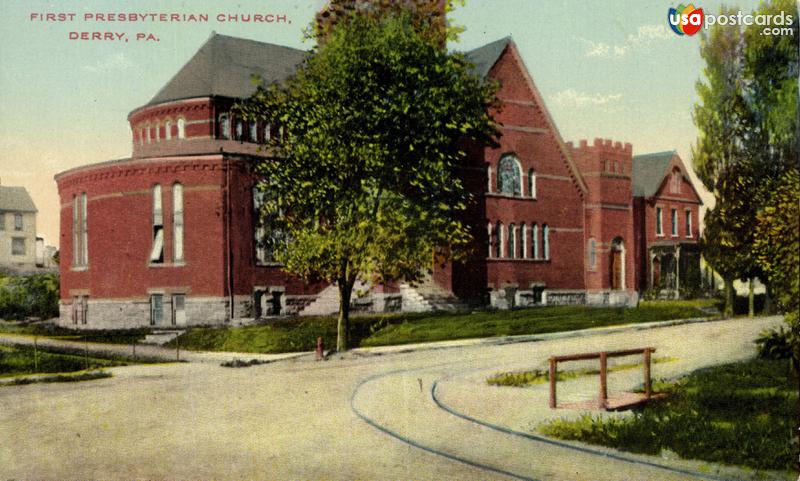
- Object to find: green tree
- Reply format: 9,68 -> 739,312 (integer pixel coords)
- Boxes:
692,6 -> 750,317
240,12 -> 497,351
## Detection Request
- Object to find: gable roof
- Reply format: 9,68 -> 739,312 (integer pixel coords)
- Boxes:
632,151 -> 676,197
0,186 -> 37,213
147,33 -> 306,106
465,36 -> 512,78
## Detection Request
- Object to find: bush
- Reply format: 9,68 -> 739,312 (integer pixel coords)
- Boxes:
0,273 -> 59,320
756,327 -> 794,360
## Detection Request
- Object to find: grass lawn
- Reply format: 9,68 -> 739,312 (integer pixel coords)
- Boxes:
0,320 -> 150,344
169,299 -> 716,354
0,343 -> 162,384
539,357 -> 798,472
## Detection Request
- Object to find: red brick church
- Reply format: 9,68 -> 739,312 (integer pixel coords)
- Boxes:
55,34 -> 702,328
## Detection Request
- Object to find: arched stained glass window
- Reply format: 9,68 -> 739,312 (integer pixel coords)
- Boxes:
498,155 -> 521,196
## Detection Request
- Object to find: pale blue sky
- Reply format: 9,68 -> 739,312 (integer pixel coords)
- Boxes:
0,0 -> 769,246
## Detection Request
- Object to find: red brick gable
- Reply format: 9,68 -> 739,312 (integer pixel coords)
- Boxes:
487,41 -> 587,198
651,154 -> 703,204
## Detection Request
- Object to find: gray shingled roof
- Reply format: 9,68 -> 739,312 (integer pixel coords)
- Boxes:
147,34 -> 307,106
632,151 -> 676,197
465,36 -> 512,78
0,186 -> 37,213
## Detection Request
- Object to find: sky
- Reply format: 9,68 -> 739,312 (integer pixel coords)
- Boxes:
0,0 -> 771,248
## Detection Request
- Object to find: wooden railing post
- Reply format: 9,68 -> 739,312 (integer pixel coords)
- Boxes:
643,348 -> 652,398
598,352 -> 608,410
549,358 -> 557,409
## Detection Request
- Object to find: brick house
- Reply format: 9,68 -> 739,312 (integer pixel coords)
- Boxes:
55,34 -> 702,328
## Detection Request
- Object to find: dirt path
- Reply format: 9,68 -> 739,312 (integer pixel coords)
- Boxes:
0,316 -> 786,480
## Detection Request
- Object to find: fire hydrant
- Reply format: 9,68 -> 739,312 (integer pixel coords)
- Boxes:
315,336 -> 324,361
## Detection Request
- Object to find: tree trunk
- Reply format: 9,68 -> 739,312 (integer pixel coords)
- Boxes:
747,278 -> 755,318
336,276 -> 355,352
724,277 -> 735,318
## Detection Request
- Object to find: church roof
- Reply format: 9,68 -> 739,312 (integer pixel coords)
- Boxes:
632,150 -> 677,197
465,36 -> 512,78
0,186 -> 37,213
147,33 -> 307,106
147,33 -> 515,107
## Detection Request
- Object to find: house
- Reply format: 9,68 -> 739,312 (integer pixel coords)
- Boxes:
0,181 -> 40,273
54,33 -> 703,329
632,151 -> 703,296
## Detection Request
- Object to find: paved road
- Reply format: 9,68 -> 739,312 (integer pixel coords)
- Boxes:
0,316 -> 788,480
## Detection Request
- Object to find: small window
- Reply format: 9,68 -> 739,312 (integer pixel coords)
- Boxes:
588,238 -> 596,269
150,294 -> 163,326
154,122 -> 161,142
656,207 -> 663,236
164,120 -> 172,140
528,169 -> 537,199
496,221 -> 503,258
532,223 -> 539,260
508,223 -> 516,259
219,113 -> 231,140
670,171 -> 681,194
173,183 -> 184,262
671,208 -> 678,236
146,124 -> 152,144
498,155 -> 521,196
139,127 -> 145,145
263,123 -> 272,142
487,222 -> 493,258
172,294 -> 185,326
71,296 -> 87,325
151,185 -> 164,263
11,238 -> 25,256
13,213 -> 22,231
249,121 -> 257,142
234,118 -> 244,141
543,224 -> 550,260
177,118 -> 186,139
521,222 -> 528,259
685,209 -> 692,238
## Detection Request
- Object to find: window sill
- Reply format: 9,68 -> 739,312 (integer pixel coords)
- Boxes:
485,192 -> 536,200
70,266 -> 89,272
148,262 -> 185,268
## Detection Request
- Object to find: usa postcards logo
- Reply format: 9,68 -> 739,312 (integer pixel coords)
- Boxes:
668,4 -> 705,36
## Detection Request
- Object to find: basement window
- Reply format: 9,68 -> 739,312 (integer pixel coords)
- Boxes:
150,294 -> 163,326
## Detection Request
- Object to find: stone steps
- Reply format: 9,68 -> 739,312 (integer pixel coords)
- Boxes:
298,281 -> 371,317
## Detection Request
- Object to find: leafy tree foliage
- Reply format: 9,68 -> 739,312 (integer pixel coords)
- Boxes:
693,1 -> 798,316
312,0 -> 465,46
0,273 -> 60,320
240,12 -> 497,351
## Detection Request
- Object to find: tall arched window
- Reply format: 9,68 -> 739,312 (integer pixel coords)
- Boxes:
218,113 -> 231,139
508,223 -> 516,259
234,118 -> 244,140
543,224 -> 550,260
487,222 -> 494,258
532,223 -> 539,260
139,126 -> 145,145
80,193 -> 88,266
263,123 -> 272,142
528,169 -> 537,199
154,122 -> 161,142
177,118 -> 186,139
496,221 -> 503,258
164,120 -> 172,140
173,183 -> 184,263
498,155 -> 522,196
150,185 -> 164,263
146,124 -> 151,144
521,223 -> 528,259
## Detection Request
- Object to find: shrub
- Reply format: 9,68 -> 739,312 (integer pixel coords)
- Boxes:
756,327 -> 794,360
0,273 -> 59,320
